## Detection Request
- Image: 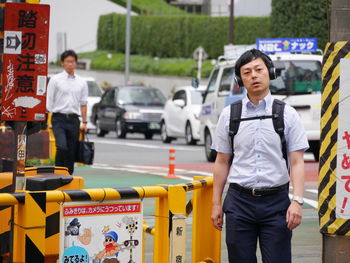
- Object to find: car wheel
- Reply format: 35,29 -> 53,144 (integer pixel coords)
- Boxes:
161,121 -> 172,143
116,119 -> 126,139
144,132 -> 153,140
185,122 -> 197,145
205,130 -> 216,162
96,119 -> 107,137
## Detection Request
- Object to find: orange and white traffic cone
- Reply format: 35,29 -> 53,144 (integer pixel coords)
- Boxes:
165,148 -> 178,179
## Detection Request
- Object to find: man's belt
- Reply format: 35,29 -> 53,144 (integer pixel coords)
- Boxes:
229,182 -> 289,196
53,112 -> 79,118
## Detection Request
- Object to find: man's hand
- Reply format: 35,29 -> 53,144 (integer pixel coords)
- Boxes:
211,204 -> 224,231
81,123 -> 88,134
286,201 -> 302,230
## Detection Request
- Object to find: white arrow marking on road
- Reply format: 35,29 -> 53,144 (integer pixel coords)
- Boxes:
91,138 -> 201,151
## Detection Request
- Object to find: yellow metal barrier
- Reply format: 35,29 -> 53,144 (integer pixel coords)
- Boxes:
0,177 -> 220,262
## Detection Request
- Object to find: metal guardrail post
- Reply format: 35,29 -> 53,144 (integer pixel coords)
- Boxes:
192,176 -> 221,262
13,192 -> 46,263
154,187 -> 170,263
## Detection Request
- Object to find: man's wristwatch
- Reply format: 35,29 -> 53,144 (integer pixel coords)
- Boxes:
83,121 -> 88,124
292,196 -> 304,206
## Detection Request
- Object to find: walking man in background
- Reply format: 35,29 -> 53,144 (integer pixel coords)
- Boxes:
47,50 -> 88,174
211,49 -> 308,263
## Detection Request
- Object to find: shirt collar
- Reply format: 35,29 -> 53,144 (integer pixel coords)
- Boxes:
243,92 -> 272,111
62,70 -> 76,79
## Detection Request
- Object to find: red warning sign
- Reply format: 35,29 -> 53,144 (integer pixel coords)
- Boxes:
1,3 -> 50,121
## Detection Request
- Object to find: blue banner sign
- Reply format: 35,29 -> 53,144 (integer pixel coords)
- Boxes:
256,38 -> 318,53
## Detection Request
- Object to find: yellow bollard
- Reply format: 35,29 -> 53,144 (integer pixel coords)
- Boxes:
192,176 -> 221,262
154,188 -> 170,263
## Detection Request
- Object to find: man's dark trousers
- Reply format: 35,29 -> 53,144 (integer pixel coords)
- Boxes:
223,187 -> 292,263
52,113 -> 80,174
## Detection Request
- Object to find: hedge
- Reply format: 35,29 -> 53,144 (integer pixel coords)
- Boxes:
97,14 -> 271,59
271,0 -> 329,51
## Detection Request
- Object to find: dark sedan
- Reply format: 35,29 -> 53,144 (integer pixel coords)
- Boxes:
91,85 -> 166,139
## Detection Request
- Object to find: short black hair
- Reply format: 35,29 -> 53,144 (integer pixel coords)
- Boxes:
234,49 -> 272,79
61,49 -> 78,62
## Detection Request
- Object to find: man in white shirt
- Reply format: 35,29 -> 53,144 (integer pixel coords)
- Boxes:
46,50 -> 88,174
211,49 -> 308,263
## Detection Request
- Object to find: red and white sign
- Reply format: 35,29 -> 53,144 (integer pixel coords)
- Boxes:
1,3 -> 50,121
336,58 -> 350,219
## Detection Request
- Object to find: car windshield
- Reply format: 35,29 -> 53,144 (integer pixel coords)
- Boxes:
270,60 -> 322,95
118,88 -> 166,106
87,81 -> 103,97
190,91 -> 203,105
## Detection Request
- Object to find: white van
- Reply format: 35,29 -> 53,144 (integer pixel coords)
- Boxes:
199,52 -> 323,162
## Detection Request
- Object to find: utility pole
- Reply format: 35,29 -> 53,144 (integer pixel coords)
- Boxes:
125,0 -> 132,85
228,0 -> 234,44
320,1 -> 350,262
330,0 -> 350,41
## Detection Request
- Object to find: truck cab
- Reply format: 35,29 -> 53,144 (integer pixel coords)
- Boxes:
200,52 -> 323,162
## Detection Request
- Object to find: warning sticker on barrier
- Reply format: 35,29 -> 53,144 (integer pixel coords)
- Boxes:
59,200 -> 143,263
336,58 -> 350,219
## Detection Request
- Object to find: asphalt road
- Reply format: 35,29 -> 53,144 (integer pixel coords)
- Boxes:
74,130 -> 321,263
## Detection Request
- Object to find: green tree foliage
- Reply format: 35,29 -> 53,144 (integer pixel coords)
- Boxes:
97,14 -> 271,59
271,0 -> 329,50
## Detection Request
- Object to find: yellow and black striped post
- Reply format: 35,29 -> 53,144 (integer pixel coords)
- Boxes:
0,172 -> 13,260
319,41 -> 350,262
13,192 -> 46,263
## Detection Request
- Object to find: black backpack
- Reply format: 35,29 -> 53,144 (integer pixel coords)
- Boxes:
228,99 -> 288,170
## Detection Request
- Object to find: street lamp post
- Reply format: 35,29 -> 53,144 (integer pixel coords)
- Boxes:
125,0 -> 132,85
228,0 -> 234,44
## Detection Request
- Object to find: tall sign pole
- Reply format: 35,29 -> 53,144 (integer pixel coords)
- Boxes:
125,0 -> 132,85
319,1 -> 350,262
1,1 -> 49,190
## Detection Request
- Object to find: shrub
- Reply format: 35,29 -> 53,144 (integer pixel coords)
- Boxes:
97,14 -> 271,59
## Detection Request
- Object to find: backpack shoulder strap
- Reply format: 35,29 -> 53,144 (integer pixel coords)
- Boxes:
272,99 -> 288,171
229,100 -> 242,156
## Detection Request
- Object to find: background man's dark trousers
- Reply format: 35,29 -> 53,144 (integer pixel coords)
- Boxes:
52,113 -> 80,174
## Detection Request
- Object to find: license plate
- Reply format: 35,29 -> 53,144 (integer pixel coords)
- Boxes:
148,122 -> 160,129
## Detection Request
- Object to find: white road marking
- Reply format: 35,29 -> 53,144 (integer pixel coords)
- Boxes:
90,138 -> 201,151
305,189 -> 318,195
92,163 -> 195,181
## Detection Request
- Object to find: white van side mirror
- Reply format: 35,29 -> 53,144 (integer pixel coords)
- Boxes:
173,99 -> 185,108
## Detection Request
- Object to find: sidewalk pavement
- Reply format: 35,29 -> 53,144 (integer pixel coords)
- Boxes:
74,165 -> 322,263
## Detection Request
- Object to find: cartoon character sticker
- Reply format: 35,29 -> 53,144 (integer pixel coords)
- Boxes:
65,218 -> 81,236
94,231 -> 120,263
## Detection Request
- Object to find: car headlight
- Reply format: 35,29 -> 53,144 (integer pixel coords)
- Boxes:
123,111 -> 143,120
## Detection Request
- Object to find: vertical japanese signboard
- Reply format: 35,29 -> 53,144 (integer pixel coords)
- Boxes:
1,3 -> 49,121
59,200 -> 143,263
336,58 -> 350,219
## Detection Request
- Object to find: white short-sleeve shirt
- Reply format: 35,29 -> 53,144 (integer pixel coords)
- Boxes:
46,71 -> 88,115
212,93 -> 309,188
